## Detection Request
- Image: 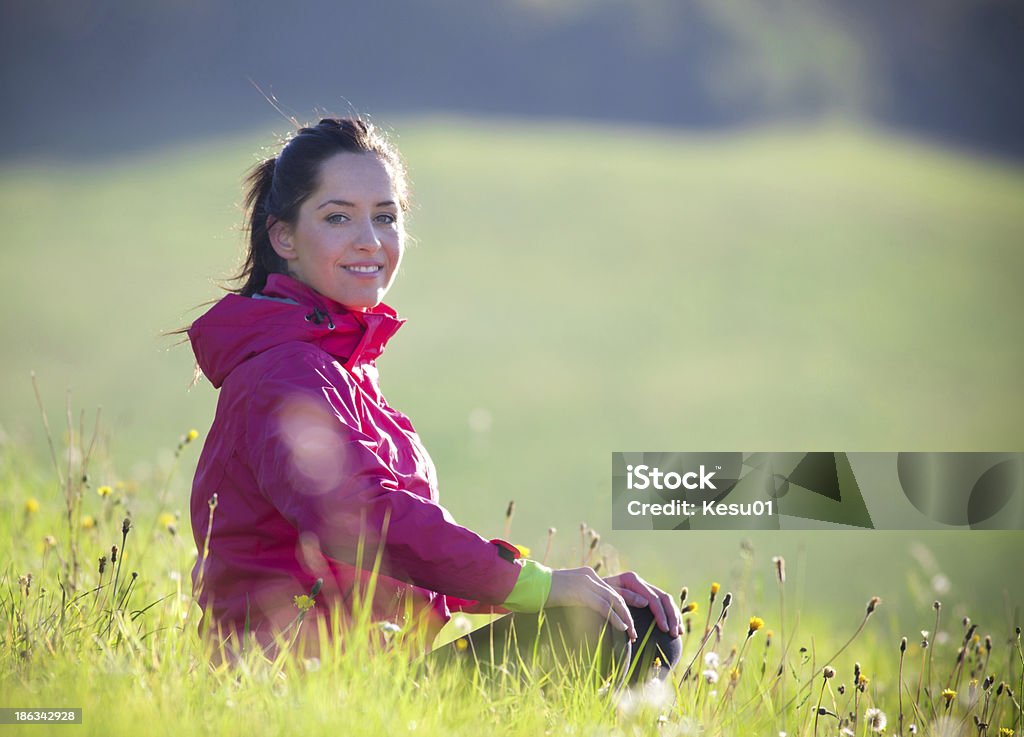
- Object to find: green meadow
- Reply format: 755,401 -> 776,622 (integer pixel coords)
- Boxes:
1,117 -> 1023,735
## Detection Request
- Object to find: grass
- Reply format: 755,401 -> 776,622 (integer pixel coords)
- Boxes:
1,115 -> 1023,733
3,430 -> 1022,736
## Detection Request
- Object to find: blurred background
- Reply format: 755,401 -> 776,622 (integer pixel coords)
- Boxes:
1,1 -> 1022,632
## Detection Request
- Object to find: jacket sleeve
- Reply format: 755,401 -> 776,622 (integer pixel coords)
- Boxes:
243,351 -> 523,604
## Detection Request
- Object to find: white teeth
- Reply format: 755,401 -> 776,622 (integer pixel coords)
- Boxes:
345,265 -> 381,273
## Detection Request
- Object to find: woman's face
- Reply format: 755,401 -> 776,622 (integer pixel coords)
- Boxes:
269,152 -> 404,311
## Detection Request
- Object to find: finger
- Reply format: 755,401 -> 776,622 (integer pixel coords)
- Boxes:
603,586 -> 637,642
623,575 -> 668,633
616,588 -> 649,608
641,584 -> 670,633
657,590 -> 681,635
584,590 -> 630,637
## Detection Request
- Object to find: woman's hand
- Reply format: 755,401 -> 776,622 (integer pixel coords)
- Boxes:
602,571 -> 682,637
546,567 -> 637,641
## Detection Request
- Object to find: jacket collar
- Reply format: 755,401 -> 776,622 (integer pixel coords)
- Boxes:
188,273 -> 405,388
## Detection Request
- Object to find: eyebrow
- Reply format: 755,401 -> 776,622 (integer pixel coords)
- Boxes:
316,199 -> 397,209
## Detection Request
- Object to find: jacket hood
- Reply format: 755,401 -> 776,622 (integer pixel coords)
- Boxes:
189,273 -> 405,388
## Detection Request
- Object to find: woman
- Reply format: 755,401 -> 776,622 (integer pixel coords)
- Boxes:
187,117 -> 681,681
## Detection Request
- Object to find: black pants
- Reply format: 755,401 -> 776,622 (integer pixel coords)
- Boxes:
427,605 -> 682,688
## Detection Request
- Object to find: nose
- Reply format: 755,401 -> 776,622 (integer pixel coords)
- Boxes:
353,216 -> 382,252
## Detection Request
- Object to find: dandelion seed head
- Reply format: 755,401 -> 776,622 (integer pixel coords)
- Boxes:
704,651 -> 720,669
451,614 -> 473,635
865,708 -> 887,733
42,535 -> 56,548
702,669 -> 719,684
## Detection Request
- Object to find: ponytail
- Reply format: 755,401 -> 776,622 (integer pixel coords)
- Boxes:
234,156 -> 287,297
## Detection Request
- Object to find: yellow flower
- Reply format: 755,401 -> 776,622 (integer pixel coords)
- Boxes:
186,429 -> 199,443
710,582 -> 720,595
514,544 -> 531,558
97,485 -> 113,497
158,512 -> 176,529
942,688 -> 956,704
729,667 -> 740,682
858,673 -> 870,687
683,602 -> 698,614
80,515 -> 95,530
748,616 -> 765,636
998,728 -> 1013,737
454,637 -> 468,652
24,498 -> 40,514
293,594 -> 315,612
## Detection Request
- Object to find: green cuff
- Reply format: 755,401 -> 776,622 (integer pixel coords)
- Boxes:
500,559 -> 553,613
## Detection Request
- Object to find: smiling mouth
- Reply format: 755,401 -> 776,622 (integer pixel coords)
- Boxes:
343,265 -> 383,274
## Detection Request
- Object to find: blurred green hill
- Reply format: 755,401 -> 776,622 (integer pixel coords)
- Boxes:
2,117 -> 1022,616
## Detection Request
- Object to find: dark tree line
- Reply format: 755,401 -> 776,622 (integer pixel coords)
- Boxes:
1,0 -> 1022,159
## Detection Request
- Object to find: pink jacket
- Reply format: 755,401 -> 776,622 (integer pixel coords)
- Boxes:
188,273 -> 523,655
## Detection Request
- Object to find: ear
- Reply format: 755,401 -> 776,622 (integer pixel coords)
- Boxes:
267,218 -> 298,262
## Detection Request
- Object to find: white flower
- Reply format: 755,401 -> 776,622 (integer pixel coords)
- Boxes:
865,708 -> 887,733
704,651 -> 720,669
